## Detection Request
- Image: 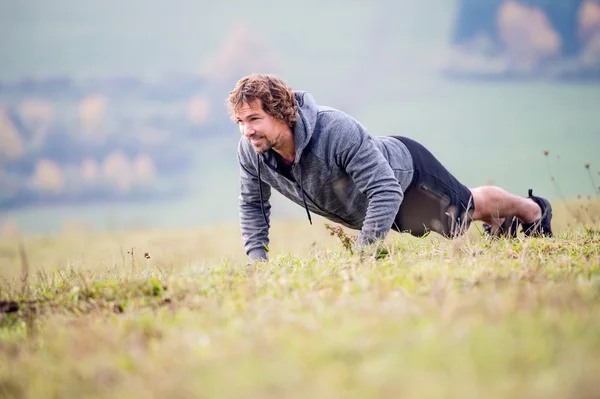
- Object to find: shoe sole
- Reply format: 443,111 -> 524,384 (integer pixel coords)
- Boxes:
524,194 -> 553,237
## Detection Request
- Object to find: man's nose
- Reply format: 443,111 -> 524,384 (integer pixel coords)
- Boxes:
241,124 -> 254,138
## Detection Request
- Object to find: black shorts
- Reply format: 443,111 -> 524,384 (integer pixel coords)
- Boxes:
391,136 -> 475,238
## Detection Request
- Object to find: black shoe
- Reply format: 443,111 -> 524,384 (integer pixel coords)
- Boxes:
483,216 -> 521,238
522,189 -> 553,237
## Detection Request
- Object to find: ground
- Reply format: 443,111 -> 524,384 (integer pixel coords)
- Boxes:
1,199 -> 599,399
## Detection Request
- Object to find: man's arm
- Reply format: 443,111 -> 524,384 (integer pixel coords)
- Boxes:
329,112 -> 404,247
238,143 -> 272,262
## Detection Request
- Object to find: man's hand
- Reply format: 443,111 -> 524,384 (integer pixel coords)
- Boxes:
354,240 -> 390,260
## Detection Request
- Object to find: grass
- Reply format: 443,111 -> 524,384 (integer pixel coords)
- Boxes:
0,199 -> 599,399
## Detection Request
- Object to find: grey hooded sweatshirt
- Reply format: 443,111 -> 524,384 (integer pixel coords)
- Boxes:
238,91 -> 414,261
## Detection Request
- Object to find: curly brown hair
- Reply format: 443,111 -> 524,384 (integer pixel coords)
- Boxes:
226,74 -> 298,127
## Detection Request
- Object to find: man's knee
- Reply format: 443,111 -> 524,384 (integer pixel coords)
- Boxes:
470,186 -> 491,220
470,186 -> 506,220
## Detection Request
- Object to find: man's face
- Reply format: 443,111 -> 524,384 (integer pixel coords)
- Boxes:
235,100 -> 287,154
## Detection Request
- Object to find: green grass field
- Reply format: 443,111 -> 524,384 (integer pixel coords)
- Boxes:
1,199 -> 599,399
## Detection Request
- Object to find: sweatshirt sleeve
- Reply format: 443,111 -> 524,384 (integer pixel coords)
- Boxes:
238,140 -> 271,262
330,112 -> 404,247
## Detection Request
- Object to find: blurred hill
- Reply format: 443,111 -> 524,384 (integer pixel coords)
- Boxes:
0,72 -> 223,209
447,0 -> 600,79
0,0 -> 599,234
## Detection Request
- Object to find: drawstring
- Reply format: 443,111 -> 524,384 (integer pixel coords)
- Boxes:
257,153 -> 312,226
298,163 -> 312,225
257,154 -> 270,228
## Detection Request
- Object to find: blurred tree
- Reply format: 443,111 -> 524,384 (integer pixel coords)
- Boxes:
30,159 -> 64,195
17,99 -> 53,149
101,150 -> 133,194
453,0 -> 582,57
579,1 -> 600,67
0,107 -> 24,161
132,154 -> 156,184
188,95 -> 211,126
80,158 -> 99,183
580,0 -> 600,41
78,94 -> 108,137
526,0 -> 582,57
498,1 -> 562,70
452,0 -> 505,47
202,21 -> 281,81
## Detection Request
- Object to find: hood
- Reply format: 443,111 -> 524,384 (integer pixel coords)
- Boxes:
292,91 -> 319,163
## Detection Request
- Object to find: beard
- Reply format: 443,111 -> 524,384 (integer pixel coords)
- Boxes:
250,136 -> 273,154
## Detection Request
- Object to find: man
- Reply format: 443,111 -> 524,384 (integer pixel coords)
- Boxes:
226,74 -> 553,262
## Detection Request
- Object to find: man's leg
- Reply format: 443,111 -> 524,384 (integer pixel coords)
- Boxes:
392,136 -> 478,238
470,186 -> 553,237
391,136 -> 553,238
470,186 -> 540,224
